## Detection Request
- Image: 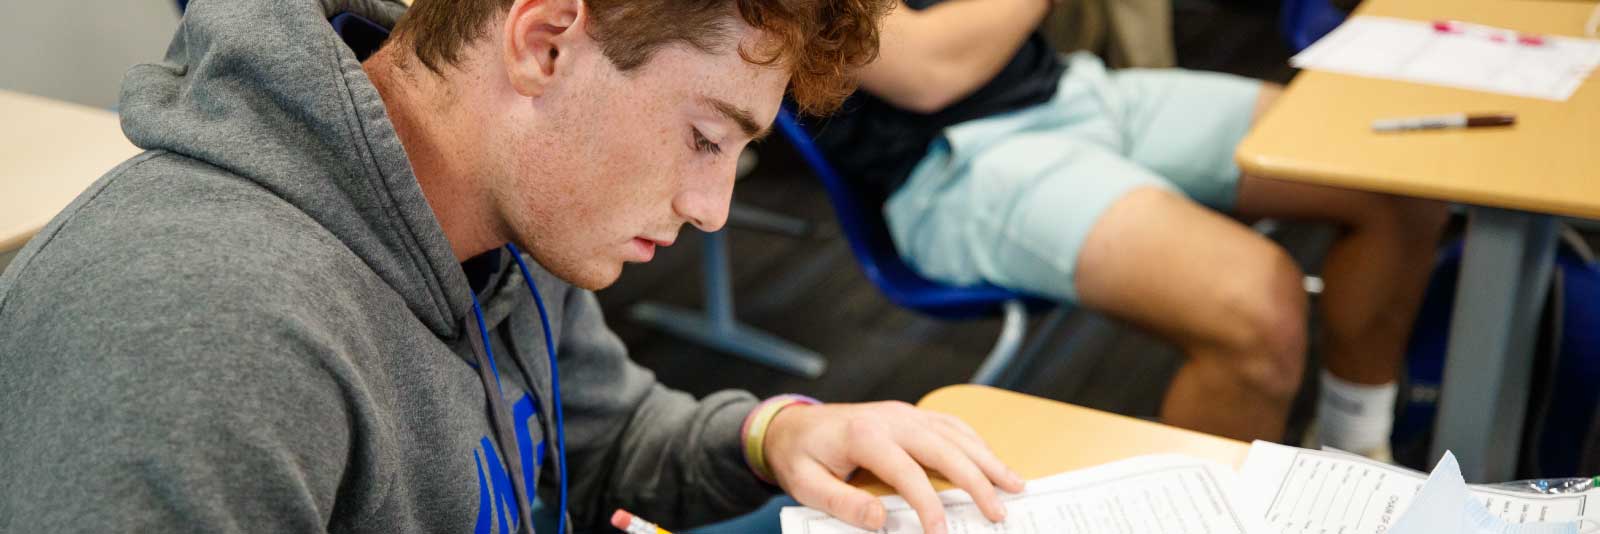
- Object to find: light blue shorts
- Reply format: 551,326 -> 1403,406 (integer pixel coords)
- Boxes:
884,52 -> 1262,301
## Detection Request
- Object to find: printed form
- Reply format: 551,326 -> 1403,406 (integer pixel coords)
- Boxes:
1290,16 -> 1600,101
780,455 -> 1267,534
1237,441 -> 1600,534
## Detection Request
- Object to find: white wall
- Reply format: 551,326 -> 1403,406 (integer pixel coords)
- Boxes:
0,0 -> 181,108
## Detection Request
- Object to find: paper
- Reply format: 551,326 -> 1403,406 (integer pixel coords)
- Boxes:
1290,16 -> 1600,101
779,455 -> 1268,534
1238,441 -> 1600,534
1390,452 -> 1576,534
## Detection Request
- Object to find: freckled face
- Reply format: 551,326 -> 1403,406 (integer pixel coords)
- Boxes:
491,27 -> 787,290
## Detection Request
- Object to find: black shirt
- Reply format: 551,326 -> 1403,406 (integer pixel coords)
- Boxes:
811,0 -> 1066,199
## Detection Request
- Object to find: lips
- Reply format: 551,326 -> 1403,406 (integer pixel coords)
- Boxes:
640,236 -> 676,248
629,233 -> 676,263
630,238 -> 656,262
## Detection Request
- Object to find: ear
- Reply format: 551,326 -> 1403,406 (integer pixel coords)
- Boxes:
502,0 -> 584,97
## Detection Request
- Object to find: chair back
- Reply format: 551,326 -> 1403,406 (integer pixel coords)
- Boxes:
773,109 -> 1047,319
1279,0 -> 1347,52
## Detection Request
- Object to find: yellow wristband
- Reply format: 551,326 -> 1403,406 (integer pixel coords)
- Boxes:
741,394 -> 820,484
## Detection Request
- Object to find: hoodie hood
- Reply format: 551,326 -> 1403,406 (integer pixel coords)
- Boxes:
119,0 -> 471,338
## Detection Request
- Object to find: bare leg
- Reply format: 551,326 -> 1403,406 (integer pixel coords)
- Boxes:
1076,187 -> 1308,442
1062,83 -> 1443,443
1234,178 -> 1448,386
1238,82 -> 1447,455
1235,84 -> 1450,386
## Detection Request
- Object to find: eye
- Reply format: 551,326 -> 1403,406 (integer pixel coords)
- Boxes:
691,128 -> 723,156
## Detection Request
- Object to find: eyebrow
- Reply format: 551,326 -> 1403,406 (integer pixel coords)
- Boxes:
704,97 -> 770,142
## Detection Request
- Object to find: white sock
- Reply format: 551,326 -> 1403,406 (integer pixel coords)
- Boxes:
1317,370 -> 1398,454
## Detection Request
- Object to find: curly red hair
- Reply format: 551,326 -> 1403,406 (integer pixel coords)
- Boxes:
393,0 -> 892,115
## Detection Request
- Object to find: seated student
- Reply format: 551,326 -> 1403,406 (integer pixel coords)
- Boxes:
814,0 -> 1449,452
0,1 -> 1024,533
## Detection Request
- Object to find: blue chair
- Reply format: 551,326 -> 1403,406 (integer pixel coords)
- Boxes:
773,109 -> 1067,386
1279,0 -> 1348,52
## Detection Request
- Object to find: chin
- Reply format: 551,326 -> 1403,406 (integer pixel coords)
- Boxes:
509,239 -> 623,291
553,263 -> 624,291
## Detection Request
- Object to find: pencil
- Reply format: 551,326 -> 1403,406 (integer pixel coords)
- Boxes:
611,509 -> 673,534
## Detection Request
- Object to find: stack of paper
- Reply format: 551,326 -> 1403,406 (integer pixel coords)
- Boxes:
1290,16 -> 1600,101
779,442 -> 1599,534
780,455 -> 1265,534
1240,442 -> 1596,534
1388,452 -> 1579,534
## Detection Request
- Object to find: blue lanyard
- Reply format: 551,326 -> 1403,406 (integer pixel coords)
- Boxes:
468,243 -> 568,534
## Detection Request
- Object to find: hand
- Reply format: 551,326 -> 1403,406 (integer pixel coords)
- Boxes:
762,401 -> 1027,534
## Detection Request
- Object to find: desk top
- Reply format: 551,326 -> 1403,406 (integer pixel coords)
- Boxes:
0,90 -> 142,253
858,385 -> 1248,495
1235,0 -> 1600,219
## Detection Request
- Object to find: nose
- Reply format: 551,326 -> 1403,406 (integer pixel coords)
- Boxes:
673,161 -> 737,233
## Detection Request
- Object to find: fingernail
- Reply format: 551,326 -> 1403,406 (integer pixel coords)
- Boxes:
863,505 -> 884,528
984,500 -> 1007,522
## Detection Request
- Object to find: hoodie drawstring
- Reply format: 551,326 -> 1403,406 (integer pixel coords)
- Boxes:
467,245 -> 568,534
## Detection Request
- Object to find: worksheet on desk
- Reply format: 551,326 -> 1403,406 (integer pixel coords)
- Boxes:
1237,441 -> 1600,534
1291,16 -> 1600,101
779,455 -> 1269,534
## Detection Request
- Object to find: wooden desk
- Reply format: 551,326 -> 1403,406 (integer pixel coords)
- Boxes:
0,90 -> 142,259
1236,0 -> 1600,481
858,385 -> 1247,495
1237,0 -> 1600,216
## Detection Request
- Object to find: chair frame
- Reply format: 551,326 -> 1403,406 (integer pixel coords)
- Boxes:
773,109 -> 1068,386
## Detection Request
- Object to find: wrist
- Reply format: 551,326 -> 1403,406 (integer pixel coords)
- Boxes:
741,394 -> 820,484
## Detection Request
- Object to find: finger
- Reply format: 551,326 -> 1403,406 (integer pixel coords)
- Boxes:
852,430 -> 949,534
935,413 -> 982,440
785,459 -> 888,531
930,418 -> 1026,494
896,427 -> 1009,523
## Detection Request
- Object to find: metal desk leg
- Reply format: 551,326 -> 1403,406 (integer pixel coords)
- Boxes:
629,230 -> 828,379
1431,207 -> 1557,482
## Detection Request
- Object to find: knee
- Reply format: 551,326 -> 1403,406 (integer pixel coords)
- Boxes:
1210,246 -> 1308,400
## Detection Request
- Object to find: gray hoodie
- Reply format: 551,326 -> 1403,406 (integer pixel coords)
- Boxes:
0,1 -> 776,532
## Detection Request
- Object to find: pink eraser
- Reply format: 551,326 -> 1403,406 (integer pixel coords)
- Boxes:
611,510 -> 634,529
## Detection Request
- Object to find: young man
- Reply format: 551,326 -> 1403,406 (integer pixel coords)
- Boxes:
0,1 -> 1023,533
815,0 -> 1450,451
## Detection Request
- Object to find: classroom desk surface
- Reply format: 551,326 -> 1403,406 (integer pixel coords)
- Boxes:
1235,0 -> 1600,482
0,90 -> 142,255
858,385 -> 1247,495
1236,0 -> 1600,219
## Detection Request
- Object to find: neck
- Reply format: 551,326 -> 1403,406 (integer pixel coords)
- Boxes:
364,45 -> 507,262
